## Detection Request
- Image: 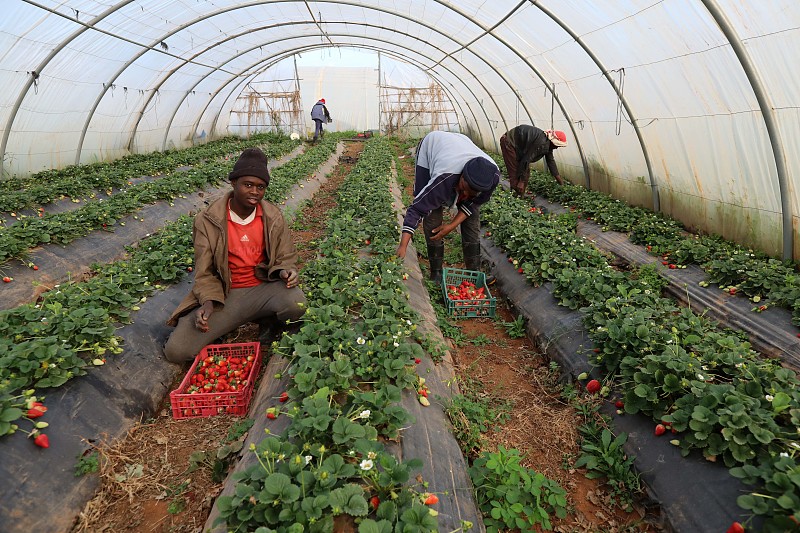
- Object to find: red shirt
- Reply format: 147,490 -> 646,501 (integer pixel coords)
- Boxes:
227,204 -> 265,288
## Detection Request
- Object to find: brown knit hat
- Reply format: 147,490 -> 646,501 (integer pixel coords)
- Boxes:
229,148 -> 270,185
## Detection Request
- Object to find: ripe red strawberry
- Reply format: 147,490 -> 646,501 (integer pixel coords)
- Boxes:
370,496 -> 380,510
187,266 -> 193,272
586,379 -> 601,393
32,265 -> 39,271
661,261 -> 668,265
615,400 -> 624,409
654,424 -> 667,436
517,268 -> 524,274
364,239 -> 370,245
267,412 -> 277,420
669,264 -> 676,269
27,404 -> 47,418
34,434 -> 50,448
726,522 -> 745,533
423,493 -> 439,505
414,358 -> 421,364
2,276 -> 11,283
278,392 -> 289,403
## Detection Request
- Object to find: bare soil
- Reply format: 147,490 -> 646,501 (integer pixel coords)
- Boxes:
73,139 -> 659,533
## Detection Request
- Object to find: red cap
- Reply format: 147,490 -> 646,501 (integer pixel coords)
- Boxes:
545,130 -> 567,147
320,98 -> 326,104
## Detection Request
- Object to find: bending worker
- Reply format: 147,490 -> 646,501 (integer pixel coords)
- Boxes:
500,125 -> 567,195
396,130 -> 500,283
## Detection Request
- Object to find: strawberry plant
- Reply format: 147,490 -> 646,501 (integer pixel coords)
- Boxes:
0,132 -> 297,213
481,186 -> 800,528
444,375 -> 512,458
469,446 -> 567,532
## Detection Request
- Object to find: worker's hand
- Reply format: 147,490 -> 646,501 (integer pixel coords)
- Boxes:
396,243 -> 407,259
555,175 -> 564,185
280,268 -> 300,289
194,301 -> 215,333
430,223 -> 456,241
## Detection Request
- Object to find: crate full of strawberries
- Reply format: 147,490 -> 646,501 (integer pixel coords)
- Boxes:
442,267 -> 496,318
169,342 -> 261,419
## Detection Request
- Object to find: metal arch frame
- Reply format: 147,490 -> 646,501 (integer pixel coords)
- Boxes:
138,21 -> 502,151
0,0 -> 138,177
135,0 -> 529,153
430,0 -> 588,188
531,0 -> 658,207
701,0 -> 794,260
56,0 -> 526,163
205,44 -> 474,140
116,4 -> 527,153
4,0 -> 510,171
179,37 -> 488,151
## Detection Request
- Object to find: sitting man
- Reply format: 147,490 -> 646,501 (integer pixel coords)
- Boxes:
164,148 -> 306,362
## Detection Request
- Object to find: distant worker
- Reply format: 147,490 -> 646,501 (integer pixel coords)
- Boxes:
500,125 -> 567,196
310,98 -> 332,142
163,148 -> 306,362
396,131 -> 500,283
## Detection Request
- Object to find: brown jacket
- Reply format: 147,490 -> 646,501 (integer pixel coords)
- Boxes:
166,192 -> 299,326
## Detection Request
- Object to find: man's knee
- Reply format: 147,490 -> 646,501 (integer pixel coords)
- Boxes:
164,336 -> 195,363
274,288 -> 307,322
164,331 -> 202,363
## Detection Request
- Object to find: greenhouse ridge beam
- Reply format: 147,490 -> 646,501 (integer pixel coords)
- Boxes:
701,0 -> 794,261
531,0 -> 655,200
427,0 -> 527,71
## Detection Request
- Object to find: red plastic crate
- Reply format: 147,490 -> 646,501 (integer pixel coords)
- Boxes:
169,342 -> 261,419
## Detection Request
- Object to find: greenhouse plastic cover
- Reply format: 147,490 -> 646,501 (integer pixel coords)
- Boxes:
1,0 -> 799,261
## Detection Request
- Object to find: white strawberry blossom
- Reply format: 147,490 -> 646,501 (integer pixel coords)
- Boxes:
357,337 -> 366,345
360,459 -> 374,471
766,394 -> 774,402
305,455 -> 313,464
359,409 -> 371,419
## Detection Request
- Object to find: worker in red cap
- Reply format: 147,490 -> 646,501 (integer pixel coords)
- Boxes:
310,98 -> 332,142
500,125 -> 567,195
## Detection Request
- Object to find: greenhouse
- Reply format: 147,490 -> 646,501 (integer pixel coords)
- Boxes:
1,1 -> 798,532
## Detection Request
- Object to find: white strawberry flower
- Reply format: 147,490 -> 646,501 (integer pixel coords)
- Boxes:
360,459 -> 374,471
357,337 -> 366,345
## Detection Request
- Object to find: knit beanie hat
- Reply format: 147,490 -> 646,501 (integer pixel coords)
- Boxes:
545,130 -> 568,147
462,157 -> 499,193
229,148 -> 270,185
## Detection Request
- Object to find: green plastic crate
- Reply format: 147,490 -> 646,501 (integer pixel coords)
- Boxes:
441,267 -> 496,318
